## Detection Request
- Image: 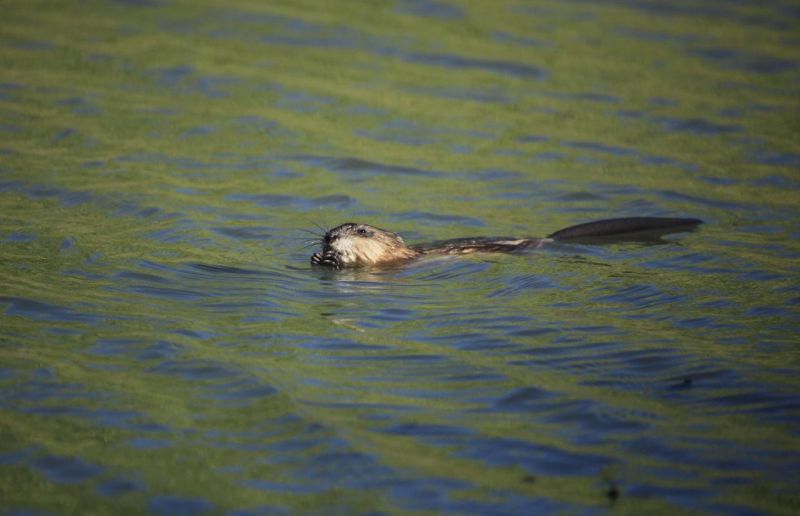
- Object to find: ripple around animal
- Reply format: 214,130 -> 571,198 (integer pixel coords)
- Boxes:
1,0 -> 799,514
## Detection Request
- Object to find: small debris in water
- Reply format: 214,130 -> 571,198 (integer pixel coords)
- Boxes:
607,484 -> 620,504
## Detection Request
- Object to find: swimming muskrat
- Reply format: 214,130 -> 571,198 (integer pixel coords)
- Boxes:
310,217 -> 702,268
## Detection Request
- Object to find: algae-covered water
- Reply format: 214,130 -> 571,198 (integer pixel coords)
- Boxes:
2,0 -> 799,514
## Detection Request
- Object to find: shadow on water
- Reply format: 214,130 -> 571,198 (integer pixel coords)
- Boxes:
1,0 -> 800,514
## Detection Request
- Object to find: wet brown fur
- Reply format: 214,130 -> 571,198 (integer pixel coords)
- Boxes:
310,222 -> 544,268
310,217 -> 703,269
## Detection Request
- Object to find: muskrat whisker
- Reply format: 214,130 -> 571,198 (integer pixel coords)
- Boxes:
295,244 -> 320,254
299,216 -> 330,236
309,220 -> 329,234
297,240 -> 323,251
298,228 -> 324,238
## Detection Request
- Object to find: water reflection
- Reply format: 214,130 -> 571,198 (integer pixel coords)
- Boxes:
1,0 -> 799,514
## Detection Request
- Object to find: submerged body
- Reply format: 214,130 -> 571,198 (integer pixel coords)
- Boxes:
310,217 -> 702,269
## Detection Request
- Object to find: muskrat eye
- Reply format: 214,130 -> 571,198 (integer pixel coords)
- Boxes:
356,228 -> 368,236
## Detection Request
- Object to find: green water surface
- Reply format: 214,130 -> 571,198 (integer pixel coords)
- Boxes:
1,0 -> 799,514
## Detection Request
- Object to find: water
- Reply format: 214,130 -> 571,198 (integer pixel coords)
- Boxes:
1,0 -> 799,513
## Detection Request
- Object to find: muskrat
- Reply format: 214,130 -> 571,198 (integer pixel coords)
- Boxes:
310,217 -> 702,268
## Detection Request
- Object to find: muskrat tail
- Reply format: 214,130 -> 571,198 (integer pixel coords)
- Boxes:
547,217 -> 702,241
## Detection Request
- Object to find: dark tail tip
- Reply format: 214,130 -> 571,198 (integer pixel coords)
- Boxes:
548,217 -> 703,241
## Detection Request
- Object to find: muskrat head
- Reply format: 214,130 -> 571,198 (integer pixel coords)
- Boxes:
310,222 -> 417,268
